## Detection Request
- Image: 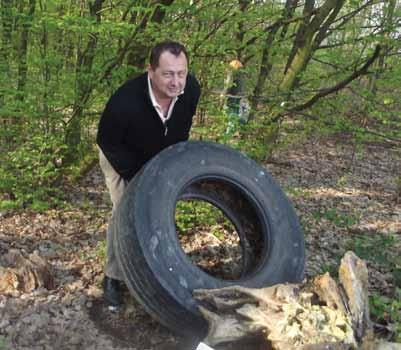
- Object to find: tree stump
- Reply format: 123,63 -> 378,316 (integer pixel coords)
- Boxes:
194,251 -> 401,350
0,249 -> 54,294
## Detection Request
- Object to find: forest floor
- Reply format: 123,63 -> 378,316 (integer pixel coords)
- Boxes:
0,136 -> 400,350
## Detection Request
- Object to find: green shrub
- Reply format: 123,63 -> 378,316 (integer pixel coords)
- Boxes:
0,133 -> 66,210
175,199 -> 235,238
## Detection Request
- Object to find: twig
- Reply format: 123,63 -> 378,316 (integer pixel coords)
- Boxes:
290,45 -> 381,112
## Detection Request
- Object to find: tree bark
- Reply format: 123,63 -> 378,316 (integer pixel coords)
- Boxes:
65,0 -> 104,163
249,0 -> 298,119
280,0 -> 345,92
0,249 -> 54,294
16,0 -> 36,102
0,0 -> 14,146
38,0 -> 50,126
0,0 -> 13,102
368,0 -> 396,95
194,252 -> 401,350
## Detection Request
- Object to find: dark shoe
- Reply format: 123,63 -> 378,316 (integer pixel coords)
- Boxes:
102,276 -> 123,307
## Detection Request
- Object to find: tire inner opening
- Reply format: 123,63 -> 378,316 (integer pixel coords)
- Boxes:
175,179 -> 265,281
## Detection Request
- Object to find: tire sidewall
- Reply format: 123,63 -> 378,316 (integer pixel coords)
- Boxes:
119,141 -> 304,315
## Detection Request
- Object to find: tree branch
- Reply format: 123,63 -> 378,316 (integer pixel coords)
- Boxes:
330,0 -> 380,31
290,45 -> 381,112
291,110 -> 401,146
316,33 -> 383,50
244,9 -> 317,49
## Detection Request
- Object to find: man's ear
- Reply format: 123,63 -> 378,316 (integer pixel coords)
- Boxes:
147,65 -> 155,80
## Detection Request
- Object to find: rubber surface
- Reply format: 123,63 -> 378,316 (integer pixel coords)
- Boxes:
114,141 -> 305,337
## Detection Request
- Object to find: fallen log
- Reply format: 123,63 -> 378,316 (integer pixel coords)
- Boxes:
194,251 -> 401,350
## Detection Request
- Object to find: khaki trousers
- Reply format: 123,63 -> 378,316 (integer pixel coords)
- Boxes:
98,148 -> 128,280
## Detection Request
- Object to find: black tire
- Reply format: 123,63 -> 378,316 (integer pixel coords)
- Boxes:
114,141 -> 305,337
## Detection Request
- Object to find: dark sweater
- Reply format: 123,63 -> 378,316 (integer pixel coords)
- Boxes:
97,73 -> 201,181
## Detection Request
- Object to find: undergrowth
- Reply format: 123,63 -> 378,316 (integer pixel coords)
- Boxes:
346,233 -> 401,342
175,199 -> 235,239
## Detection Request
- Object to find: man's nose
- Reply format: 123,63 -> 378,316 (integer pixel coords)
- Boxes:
171,74 -> 179,85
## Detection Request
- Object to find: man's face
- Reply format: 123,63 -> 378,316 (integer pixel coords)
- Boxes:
148,51 -> 188,101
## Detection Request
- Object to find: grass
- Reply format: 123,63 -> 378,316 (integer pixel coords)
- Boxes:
370,289 -> 401,342
320,262 -> 340,276
348,234 -> 400,269
312,208 -> 359,227
94,240 -> 107,263
346,233 -> 401,288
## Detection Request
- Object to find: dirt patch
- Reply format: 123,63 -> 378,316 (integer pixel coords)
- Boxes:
176,199 -> 243,280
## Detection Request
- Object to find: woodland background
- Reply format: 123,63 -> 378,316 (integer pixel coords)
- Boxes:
0,0 -> 400,209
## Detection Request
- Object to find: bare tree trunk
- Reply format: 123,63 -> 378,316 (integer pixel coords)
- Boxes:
280,0 -> 345,92
247,0 -> 299,157
38,0 -> 50,129
368,0 -> 396,95
0,0 -> 13,103
0,0 -> 14,147
16,0 -> 36,102
235,0 -> 250,62
65,0 -> 104,163
249,26 -> 278,112
249,0 -> 298,119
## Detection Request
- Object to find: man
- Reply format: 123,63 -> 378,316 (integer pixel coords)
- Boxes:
97,41 -> 201,307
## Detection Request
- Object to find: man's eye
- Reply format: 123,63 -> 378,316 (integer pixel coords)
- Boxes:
163,72 -> 172,77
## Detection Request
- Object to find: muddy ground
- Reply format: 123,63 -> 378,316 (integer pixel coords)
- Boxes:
0,137 -> 400,349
